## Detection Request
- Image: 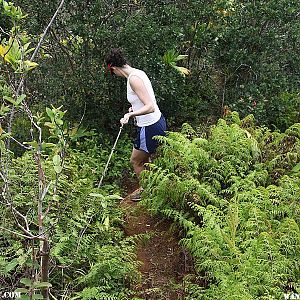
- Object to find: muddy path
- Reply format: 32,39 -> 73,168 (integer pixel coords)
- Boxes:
120,185 -> 194,300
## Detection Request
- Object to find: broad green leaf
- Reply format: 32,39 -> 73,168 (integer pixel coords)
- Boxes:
103,216 -> 110,230
56,118 -> 63,125
89,193 -> 104,198
5,259 -> 18,273
0,132 -> 10,140
106,194 -> 123,200
292,162 -> 300,172
23,42 -> 31,52
1,39 -> 20,64
32,295 -> 43,299
46,107 -> 54,120
101,200 -> 107,209
3,95 -> 16,105
23,42 -> 35,55
20,278 -> 32,287
3,0 -> 9,10
53,154 -> 61,166
42,142 -> 56,149
16,94 -> 26,105
0,104 -> 10,116
15,288 -> 28,293
33,281 -> 52,288
23,60 -> 38,71
44,121 -> 55,129
54,165 -> 63,174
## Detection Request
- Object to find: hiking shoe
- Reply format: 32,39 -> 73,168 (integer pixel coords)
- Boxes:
130,188 -> 144,202
130,192 -> 141,202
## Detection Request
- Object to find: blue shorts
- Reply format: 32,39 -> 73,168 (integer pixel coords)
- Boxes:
134,114 -> 166,154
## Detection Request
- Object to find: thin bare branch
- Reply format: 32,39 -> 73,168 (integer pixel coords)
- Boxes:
78,102 -> 87,127
0,225 -> 47,240
31,0 -> 65,62
6,133 -> 32,150
1,169 -> 34,238
0,26 -> 10,36
16,0 -> 66,96
0,226 -> 33,239
11,208 -> 35,238
11,206 -> 30,231
7,0 -> 66,148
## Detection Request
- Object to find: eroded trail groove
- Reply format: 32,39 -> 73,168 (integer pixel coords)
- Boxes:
120,189 -> 193,300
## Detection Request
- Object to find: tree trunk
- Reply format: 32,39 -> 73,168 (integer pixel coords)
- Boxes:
41,239 -> 50,300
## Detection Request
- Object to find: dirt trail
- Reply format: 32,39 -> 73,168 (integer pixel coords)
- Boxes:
120,185 -> 193,300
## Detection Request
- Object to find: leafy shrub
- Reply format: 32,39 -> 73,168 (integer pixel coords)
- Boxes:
0,134 -> 139,298
140,112 -> 300,299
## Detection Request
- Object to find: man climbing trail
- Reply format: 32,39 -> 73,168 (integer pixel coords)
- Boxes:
106,48 -> 166,200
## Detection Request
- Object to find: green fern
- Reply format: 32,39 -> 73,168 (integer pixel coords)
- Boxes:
141,113 -> 300,299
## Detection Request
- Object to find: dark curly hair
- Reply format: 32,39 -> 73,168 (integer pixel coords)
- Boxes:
105,48 -> 127,67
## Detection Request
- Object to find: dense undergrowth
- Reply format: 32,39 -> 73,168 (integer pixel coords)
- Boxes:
1,110 -> 299,300
0,133 -> 143,299
141,112 -> 300,300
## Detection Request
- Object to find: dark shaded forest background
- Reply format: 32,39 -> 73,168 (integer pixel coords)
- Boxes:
10,0 -> 300,135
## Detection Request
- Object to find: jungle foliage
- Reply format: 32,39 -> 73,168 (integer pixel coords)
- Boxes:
0,134 -> 140,299
0,1 -> 140,299
11,0 -> 300,132
1,0 -> 300,299
141,113 -> 300,299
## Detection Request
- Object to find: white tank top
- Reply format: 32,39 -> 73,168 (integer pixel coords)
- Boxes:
127,69 -> 161,127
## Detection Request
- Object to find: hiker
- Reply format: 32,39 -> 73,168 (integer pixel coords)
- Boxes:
105,48 -> 166,198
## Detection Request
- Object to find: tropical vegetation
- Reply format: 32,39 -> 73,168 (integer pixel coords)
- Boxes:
0,0 -> 299,299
